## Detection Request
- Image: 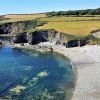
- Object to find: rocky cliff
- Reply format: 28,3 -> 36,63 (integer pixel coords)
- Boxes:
0,20 -> 46,35
12,29 -> 87,47
12,29 -> 67,44
0,20 -> 87,48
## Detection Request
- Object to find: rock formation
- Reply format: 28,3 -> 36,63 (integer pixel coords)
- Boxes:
0,21 -> 88,48
12,29 -> 67,45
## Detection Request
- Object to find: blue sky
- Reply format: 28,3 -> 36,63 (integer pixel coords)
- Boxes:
0,0 -> 100,14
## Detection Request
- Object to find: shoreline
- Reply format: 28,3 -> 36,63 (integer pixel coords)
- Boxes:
53,45 -> 100,100
4,43 -> 100,100
9,43 -> 54,52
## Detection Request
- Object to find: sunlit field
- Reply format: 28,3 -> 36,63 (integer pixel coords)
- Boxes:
37,16 -> 100,36
0,14 -> 46,23
39,16 -> 100,22
0,14 -> 100,36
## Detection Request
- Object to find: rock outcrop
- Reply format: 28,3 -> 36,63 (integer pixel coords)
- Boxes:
66,40 -> 86,48
12,29 -> 87,47
12,29 -> 68,45
0,23 -> 23,34
0,20 -> 46,35
0,20 -> 88,48
12,32 -> 28,43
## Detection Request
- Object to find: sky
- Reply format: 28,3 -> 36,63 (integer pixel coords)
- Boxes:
0,0 -> 100,14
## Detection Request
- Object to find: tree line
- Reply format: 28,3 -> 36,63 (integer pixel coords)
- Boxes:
47,8 -> 100,17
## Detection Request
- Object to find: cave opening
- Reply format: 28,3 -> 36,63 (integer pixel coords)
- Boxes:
0,29 -> 4,34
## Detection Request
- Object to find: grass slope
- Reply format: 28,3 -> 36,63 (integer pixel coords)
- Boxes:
0,14 -> 100,38
37,16 -> 100,36
0,14 -> 46,23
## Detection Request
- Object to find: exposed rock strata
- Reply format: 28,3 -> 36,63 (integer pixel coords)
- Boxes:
0,21 -> 87,48
12,29 -> 87,47
0,20 -> 45,35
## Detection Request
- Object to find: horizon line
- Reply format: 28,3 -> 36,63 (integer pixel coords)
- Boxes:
0,7 -> 100,16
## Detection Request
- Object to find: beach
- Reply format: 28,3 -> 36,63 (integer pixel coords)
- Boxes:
10,43 -> 100,100
53,45 -> 100,100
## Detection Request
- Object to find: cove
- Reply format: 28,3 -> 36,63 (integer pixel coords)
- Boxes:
0,46 -> 75,100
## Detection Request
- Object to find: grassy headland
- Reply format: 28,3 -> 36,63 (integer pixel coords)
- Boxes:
37,16 -> 100,36
0,8 -> 100,43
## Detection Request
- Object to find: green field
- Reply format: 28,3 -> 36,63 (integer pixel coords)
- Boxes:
39,16 -> 100,22
0,14 -> 100,37
37,16 -> 100,36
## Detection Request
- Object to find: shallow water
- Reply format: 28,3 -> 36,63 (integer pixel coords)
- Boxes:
0,47 -> 75,100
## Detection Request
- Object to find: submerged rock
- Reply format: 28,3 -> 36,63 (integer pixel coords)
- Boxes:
10,85 -> 26,94
37,71 -> 49,78
32,77 -> 39,81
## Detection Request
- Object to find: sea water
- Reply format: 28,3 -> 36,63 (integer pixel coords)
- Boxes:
0,47 -> 75,100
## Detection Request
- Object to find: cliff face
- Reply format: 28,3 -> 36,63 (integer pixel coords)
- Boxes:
0,22 -> 25,34
0,21 -> 68,46
12,30 -> 67,45
12,29 -> 87,47
0,20 -> 46,35
0,21 -> 87,48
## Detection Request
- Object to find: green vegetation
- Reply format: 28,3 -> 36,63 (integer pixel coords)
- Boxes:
0,19 -> 46,35
87,34 -> 100,45
0,9 -> 100,43
22,20 -> 46,33
0,16 -> 7,21
61,32 -> 89,40
21,19 -> 46,32
37,8 -> 100,37
0,14 -> 46,23
39,16 -> 100,22
37,16 -> 100,36
47,8 -> 100,17
37,13 -> 100,43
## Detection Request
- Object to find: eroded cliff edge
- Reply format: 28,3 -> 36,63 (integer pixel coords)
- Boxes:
0,20 -> 88,48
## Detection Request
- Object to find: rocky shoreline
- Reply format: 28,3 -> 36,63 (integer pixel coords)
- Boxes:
10,42 -> 100,100
9,42 -> 54,52
1,36 -> 100,100
0,21 -> 99,100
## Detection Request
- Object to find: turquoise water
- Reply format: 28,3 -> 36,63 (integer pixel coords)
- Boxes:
0,47 -> 75,100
